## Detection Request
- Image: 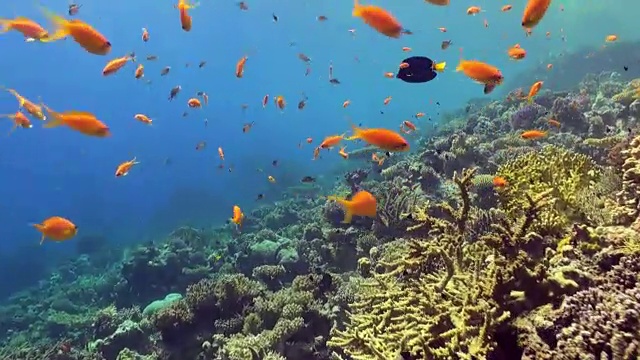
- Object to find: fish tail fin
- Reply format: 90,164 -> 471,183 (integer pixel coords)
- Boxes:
42,105 -> 63,128
0,19 -> 11,33
129,52 -> 136,62
527,97 -> 533,104
435,61 -> 447,72
342,209 -> 353,224
345,124 -> 361,141
39,7 -> 70,42
352,0 -> 362,17
29,223 -> 45,244
455,60 -> 464,72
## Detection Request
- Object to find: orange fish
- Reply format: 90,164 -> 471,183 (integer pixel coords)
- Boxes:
501,5 -> 512,12
187,98 -> 201,108
346,124 -> 409,152
547,63 -> 553,70
218,147 -> 225,160
467,6 -> 482,15
326,190 -> 377,223
352,0 -> 403,38
372,152 -> 385,166
605,35 -> 618,42
242,121 -> 254,133
401,120 -> 417,133
547,119 -> 561,128
507,44 -> 526,60
313,146 -> 320,160
39,7 -> 111,55
493,176 -> 508,188
31,216 -> 78,245
384,72 -> 394,78
0,16 -> 49,42
438,27 -> 447,32
231,205 -> 244,228
274,95 -> 286,110
383,96 -> 392,105
402,46 -> 411,52
115,157 -> 139,177
339,146 -> 349,159
306,137 -> 313,143
456,59 -> 504,91
102,53 -> 135,76
134,114 -> 152,125
521,129 -> 547,139
176,0 -> 197,31
527,81 -> 543,103
319,134 -> 345,149
42,105 -> 110,137
3,88 -> 46,120
521,0 -> 551,29
343,100 -> 351,108
0,111 -> 32,133
236,55 -> 248,78
141,27 -> 149,42
134,64 -> 144,79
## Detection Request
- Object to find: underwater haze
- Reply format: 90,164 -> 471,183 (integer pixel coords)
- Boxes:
1,0 -> 640,357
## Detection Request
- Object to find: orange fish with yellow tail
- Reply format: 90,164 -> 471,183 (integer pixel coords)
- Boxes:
0,16 -> 49,42
346,124 -> 409,152
42,105 -> 110,137
456,59 -> 503,93
527,81 -> 543,103
31,216 -> 78,245
326,190 -> 377,223
2,88 -> 46,120
39,7 -> 111,55
352,0 -> 403,38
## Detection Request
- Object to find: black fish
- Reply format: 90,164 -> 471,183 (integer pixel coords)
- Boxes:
301,176 -> 316,183
256,194 -> 264,200
396,56 -> 437,83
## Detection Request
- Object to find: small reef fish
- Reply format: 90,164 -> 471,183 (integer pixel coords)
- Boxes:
319,134 -> 345,149
521,129 -> 547,139
605,35 -> 618,43
242,121 -> 255,133
501,5 -> 513,12
176,0 -> 197,31
346,124 -> 409,152
42,106 -> 110,137
493,176 -> 508,188
274,95 -> 286,111
218,147 -> 225,161
134,64 -> 144,79
456,59 -> 504,93
508,44 -> 526,60
0,16 -> 49,42
102,53 -> 135,76
168,85 -> 181,101
301,176 -> 316,183
396,56 -> 443,84
425,0 -> 449,5
401,120 -> 417,133
521,0 -> 551,29
326,190 -> 377,223
466,6 -> 482,15
0,111 -> 32,133
352,0 -> 403,38
547,119 -> 561,128
527,81 -> 544,103
339,146 -> 349,159
231,205 -> 244,228
161,66 -> 171,76
236,55 -> 248,78
187,98 -> 202,108
3,88 -> 46,120
268,175 -> 276,183
441,40 -> 452,50
115,157 -> 140,177
31,216 -> 78,245
141,27 -> 149,42
134,114 -> 152,125
39,7 -> 111,55
68,4 -> 82,16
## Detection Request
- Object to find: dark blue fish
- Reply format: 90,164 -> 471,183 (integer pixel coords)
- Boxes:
396,56 -> 437,83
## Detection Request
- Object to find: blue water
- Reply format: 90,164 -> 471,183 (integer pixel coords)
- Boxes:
0,0 -> 636,297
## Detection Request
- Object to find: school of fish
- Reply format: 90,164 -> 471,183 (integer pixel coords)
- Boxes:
0,0 -> 621,243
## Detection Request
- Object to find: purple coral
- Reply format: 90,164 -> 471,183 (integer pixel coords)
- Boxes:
551,95 -> 588,131
511,104 -> 547,130
344,168 -> 368,193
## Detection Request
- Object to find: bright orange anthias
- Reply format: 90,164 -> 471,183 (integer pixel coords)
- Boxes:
115,157 -> 140,177
176,0 -> 198,31
346,124 -> 409,152
42,105 -> 110,137
456,59 -> 504,94
352,0 -> 403,38
31,216 -> 78,245
3,88 -> 46,120
39,7 -> 111,55
0,111 -> 32,133
0,16 -> 49,42
102,53 -> 135,76
521,0 -> 552,29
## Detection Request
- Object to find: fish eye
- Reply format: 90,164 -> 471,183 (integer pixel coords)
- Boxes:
73,225 -> 78,230
104,41 -> 112,47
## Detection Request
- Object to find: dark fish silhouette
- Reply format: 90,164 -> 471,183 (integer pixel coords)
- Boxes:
396,56 -> 438,84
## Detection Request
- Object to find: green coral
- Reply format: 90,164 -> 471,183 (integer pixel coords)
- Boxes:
496,144 -> 602,235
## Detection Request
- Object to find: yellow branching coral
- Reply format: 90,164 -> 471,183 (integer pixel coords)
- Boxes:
616,135 -> 640,224
329,169 -> 510,359
496,144 -> 601,235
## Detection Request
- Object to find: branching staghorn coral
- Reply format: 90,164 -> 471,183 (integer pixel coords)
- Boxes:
375,181 -> 422,237
616,134 -> 640,224
496,144 -> 603,235
328,168 -> 510,359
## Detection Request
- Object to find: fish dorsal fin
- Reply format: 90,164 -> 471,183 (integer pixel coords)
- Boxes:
15,16 -> 32,21
65,110 -> 95,117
